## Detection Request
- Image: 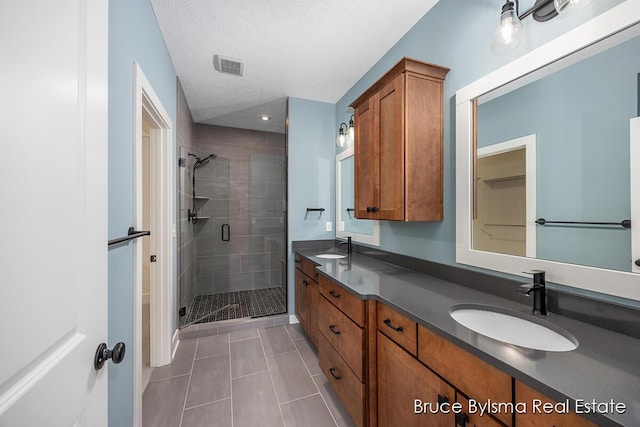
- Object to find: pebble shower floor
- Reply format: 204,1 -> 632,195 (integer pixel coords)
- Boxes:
184,287 -> 287,324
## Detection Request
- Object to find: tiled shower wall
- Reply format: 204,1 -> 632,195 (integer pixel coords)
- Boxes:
193,124 -> 286,296
177,80 -> 197,317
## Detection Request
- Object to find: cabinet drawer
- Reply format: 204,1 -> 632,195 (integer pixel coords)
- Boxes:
418,325 -> 513,426
515,381 -> 597,427
318,295 -> 364,381
318,275 -> 364,326
377,303 -> 417,356
294,254 -> 319,282
319,333 -> 364,427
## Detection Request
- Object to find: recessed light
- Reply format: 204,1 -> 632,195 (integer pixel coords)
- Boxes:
260,115 -> 271,121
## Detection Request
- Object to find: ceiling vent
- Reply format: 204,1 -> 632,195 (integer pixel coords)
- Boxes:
213,55 -> 244,77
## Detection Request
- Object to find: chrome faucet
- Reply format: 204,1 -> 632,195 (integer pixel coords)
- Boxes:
339,236 -> 352,254
517,270 -> 548,316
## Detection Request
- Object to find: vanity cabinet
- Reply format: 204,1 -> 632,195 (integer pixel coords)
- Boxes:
350,57 -> 449,222
294,255 -> 319,346
318,274 -> 372,427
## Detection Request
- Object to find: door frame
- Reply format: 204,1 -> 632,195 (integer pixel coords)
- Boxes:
133,63 -> 176,426
476,134 -> 537,258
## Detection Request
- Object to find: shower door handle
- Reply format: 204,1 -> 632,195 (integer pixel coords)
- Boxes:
221,223 -> 230,241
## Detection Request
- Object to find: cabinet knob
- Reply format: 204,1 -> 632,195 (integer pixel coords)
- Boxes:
328,290 -> 340,299
372,207 -> 379,213
635,258 -> 640,267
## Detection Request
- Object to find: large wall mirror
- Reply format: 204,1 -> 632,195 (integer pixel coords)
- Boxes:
336,147 -> 380,246
456,0 -> 640,301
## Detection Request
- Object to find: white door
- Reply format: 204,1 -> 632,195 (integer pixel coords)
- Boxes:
0,1 -> 109,426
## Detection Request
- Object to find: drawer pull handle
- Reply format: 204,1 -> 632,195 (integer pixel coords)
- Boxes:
329,368 -> 341,380
295,259 -> 302,264
383,318 -> 404,332
329,325 -> 341,335
302,279 -> 308,286
437,394 -> 449,405
455,412 -> 469,427
329,290 -> 340,299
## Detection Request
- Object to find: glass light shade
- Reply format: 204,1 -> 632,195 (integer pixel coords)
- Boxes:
336,131 -> 346,147
491,8 -> 524,54
554,0 -> 592,14
347,125 -> 354,146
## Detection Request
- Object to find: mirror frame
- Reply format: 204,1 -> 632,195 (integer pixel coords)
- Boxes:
456,0 -> 640,301
336,147 -> 380,246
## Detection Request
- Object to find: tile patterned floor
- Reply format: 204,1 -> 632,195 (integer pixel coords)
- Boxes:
185,287 -> 287,325
142,322 -> 355,427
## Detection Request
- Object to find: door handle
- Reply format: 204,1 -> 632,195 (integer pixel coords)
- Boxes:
94,342 -> 126,370
221,223 -> 230,241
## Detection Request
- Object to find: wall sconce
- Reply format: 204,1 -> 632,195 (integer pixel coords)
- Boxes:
336,122 -> 348,147
491,0 -> 591,54
336,115 -> 355,148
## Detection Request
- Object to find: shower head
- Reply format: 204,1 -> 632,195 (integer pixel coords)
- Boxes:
193,153 -> 217,169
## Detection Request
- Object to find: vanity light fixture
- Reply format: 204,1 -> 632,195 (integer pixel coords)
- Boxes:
492,0 -> 592,53
336,115 -> 355,148
336,122 -> 348,147
347,115 -> 355,145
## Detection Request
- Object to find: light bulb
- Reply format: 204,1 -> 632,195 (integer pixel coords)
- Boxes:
491,2 -> 523,54
336,131 -> 346,147
348,125 -> 354,146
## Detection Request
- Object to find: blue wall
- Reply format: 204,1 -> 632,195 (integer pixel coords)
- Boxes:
477,35 -> 639,271
333,0 -> 628,299
108,0 -> 177,425
287,98 -> 336,313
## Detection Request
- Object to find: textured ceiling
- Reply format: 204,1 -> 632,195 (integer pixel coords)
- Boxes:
150,0 -> 440,133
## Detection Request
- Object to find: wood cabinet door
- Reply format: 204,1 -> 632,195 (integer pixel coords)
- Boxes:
377,74 -> 405,220
295,270 -> 309,331
354,97 -> 378,219
515,381 -> 597,427
377,332 -> 455,427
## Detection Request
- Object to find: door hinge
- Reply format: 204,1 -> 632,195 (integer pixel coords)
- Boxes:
150,255 -> 157,262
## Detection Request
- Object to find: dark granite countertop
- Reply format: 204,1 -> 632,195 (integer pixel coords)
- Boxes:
296,248 -> 640,426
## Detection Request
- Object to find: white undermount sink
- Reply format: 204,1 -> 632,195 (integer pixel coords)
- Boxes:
315,253 -> 347,259
449,304 -> 578,352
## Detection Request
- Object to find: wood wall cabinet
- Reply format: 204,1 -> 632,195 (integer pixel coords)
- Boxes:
350,57 -> 449,221
294,255 -> 319,346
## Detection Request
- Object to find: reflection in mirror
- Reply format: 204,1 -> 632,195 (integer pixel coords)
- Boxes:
473,135 -> 536,258
336,147 -> 379,246
474,25 -> 640,272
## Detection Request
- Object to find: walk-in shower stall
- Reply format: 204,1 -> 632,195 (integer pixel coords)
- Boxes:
177,125 -> 287,327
